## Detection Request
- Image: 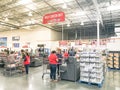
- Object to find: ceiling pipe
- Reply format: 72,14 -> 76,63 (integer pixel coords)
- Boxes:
19,23 -> 61,32
0,21 -> 19,29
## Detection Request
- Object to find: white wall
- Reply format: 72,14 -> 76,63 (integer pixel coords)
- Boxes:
0,26 -> 62,50
50,30 -> 62,40
107,38 -> 120,51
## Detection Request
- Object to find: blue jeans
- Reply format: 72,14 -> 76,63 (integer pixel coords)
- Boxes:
50,64 -> 57,80
25,64 -> 29,74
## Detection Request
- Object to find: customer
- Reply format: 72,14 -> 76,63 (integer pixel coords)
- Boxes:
63,50 -> 69,63
56,50 -> 63,75
8,51 -> 16,64
48,50 -> 58,82
24,52 -> 30,74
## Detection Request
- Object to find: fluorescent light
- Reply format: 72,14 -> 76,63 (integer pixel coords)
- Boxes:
116,33 -> 120,36
10,27 -> 15,30
0,22 -> 4,24
67,23 -> 70,27
18,0 -> 32,5
62,4 -> 67,9
80,22 -> 84,25
28,12 -> 32,16
107,5 -> 120,11
31,19 -> 36,24
56,0 -> 64,3
48,23 -> 52,25
26,3 -> 36,10
76,11 -> 86,16
5,17 -> 9,22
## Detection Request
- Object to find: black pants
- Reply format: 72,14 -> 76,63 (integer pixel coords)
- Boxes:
25,64 -> 29,74
57,64 -> 62,75
50,64 -> 57,80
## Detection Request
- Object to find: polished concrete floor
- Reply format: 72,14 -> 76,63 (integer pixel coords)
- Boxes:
0,67 -> 120,90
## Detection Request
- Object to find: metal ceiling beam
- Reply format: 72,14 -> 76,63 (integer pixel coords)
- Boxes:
75,0 -> 95,25
91,0 -> 104,26
0,21 -> 19,29
19,23 -> 61,32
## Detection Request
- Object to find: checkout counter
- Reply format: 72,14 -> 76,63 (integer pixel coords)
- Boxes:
60,56 -> 80,81
30,56 -> 43,67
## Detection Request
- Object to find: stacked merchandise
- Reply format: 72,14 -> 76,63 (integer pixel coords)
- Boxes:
0,53 -> 7,67
107,51 -> 120,69
80,51 -> 104,87
107,52 -> 114,68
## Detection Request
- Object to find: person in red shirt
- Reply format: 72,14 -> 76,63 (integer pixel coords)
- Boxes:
63,50 -> 69,63
24,52 -> 30,74
48,50 -> 58,82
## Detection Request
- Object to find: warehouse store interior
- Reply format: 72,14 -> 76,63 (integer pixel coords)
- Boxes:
0,0 -> 120,90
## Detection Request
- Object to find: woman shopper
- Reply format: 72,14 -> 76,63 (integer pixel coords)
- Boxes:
24,52 -> 30,74
48,50 -> 58,82
56,50 -> 63,75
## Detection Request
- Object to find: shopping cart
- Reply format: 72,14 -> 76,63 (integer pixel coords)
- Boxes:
42,56 -> 50,79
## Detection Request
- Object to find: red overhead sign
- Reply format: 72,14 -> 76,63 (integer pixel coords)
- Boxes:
43,11 -> 65,24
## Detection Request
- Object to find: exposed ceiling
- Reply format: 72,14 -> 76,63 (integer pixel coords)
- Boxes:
0,0 -> 120,37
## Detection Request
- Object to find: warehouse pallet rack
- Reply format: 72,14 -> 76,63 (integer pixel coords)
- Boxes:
107,51 -> 120,70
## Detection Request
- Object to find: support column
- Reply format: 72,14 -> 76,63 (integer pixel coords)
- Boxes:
97,17 -> 100,47
62,24 -> 63,41
75,30 -> 77,40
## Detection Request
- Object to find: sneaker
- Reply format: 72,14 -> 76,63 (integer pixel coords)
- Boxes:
53,80 -> 58,82
50,79 -> 53,82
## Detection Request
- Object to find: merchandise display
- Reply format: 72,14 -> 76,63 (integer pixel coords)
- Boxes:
79,51 -> 104,87
0,52 -> 7,67
107,51 -> 120,69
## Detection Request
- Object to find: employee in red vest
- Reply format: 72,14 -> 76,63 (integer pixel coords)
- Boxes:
24,52 -> 30,74
63,50 -> 69,63
48,50 -> 58,82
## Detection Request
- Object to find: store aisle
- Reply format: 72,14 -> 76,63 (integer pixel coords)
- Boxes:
0,67 -> 119,90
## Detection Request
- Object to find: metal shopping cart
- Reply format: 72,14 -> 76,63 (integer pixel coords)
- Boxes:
42,56 -> 50,79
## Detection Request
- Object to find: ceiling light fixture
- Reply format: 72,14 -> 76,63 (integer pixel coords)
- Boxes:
18,0 -> 32,5
67,23 -> 70,27
0,22 -> 4,24
62,4 -> 67,9
107,5 -> 120,11
5,17 -> 9,22
28,12 -> 32,16
26,3 -> 36,10
75,11 -> 86,16
80,22 -> 84,25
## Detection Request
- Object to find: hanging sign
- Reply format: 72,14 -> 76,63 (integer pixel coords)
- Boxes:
43,11 -> 65,24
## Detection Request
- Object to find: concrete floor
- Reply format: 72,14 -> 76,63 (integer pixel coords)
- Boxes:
0,67 -> 120,90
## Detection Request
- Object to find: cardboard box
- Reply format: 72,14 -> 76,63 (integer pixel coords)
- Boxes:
108,61 -> 113,64
114,65 -> 119,68
114,53 -> 119,57
108,57 -> 113,60
114,57 -> 119,61
109,53 -> 113,56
